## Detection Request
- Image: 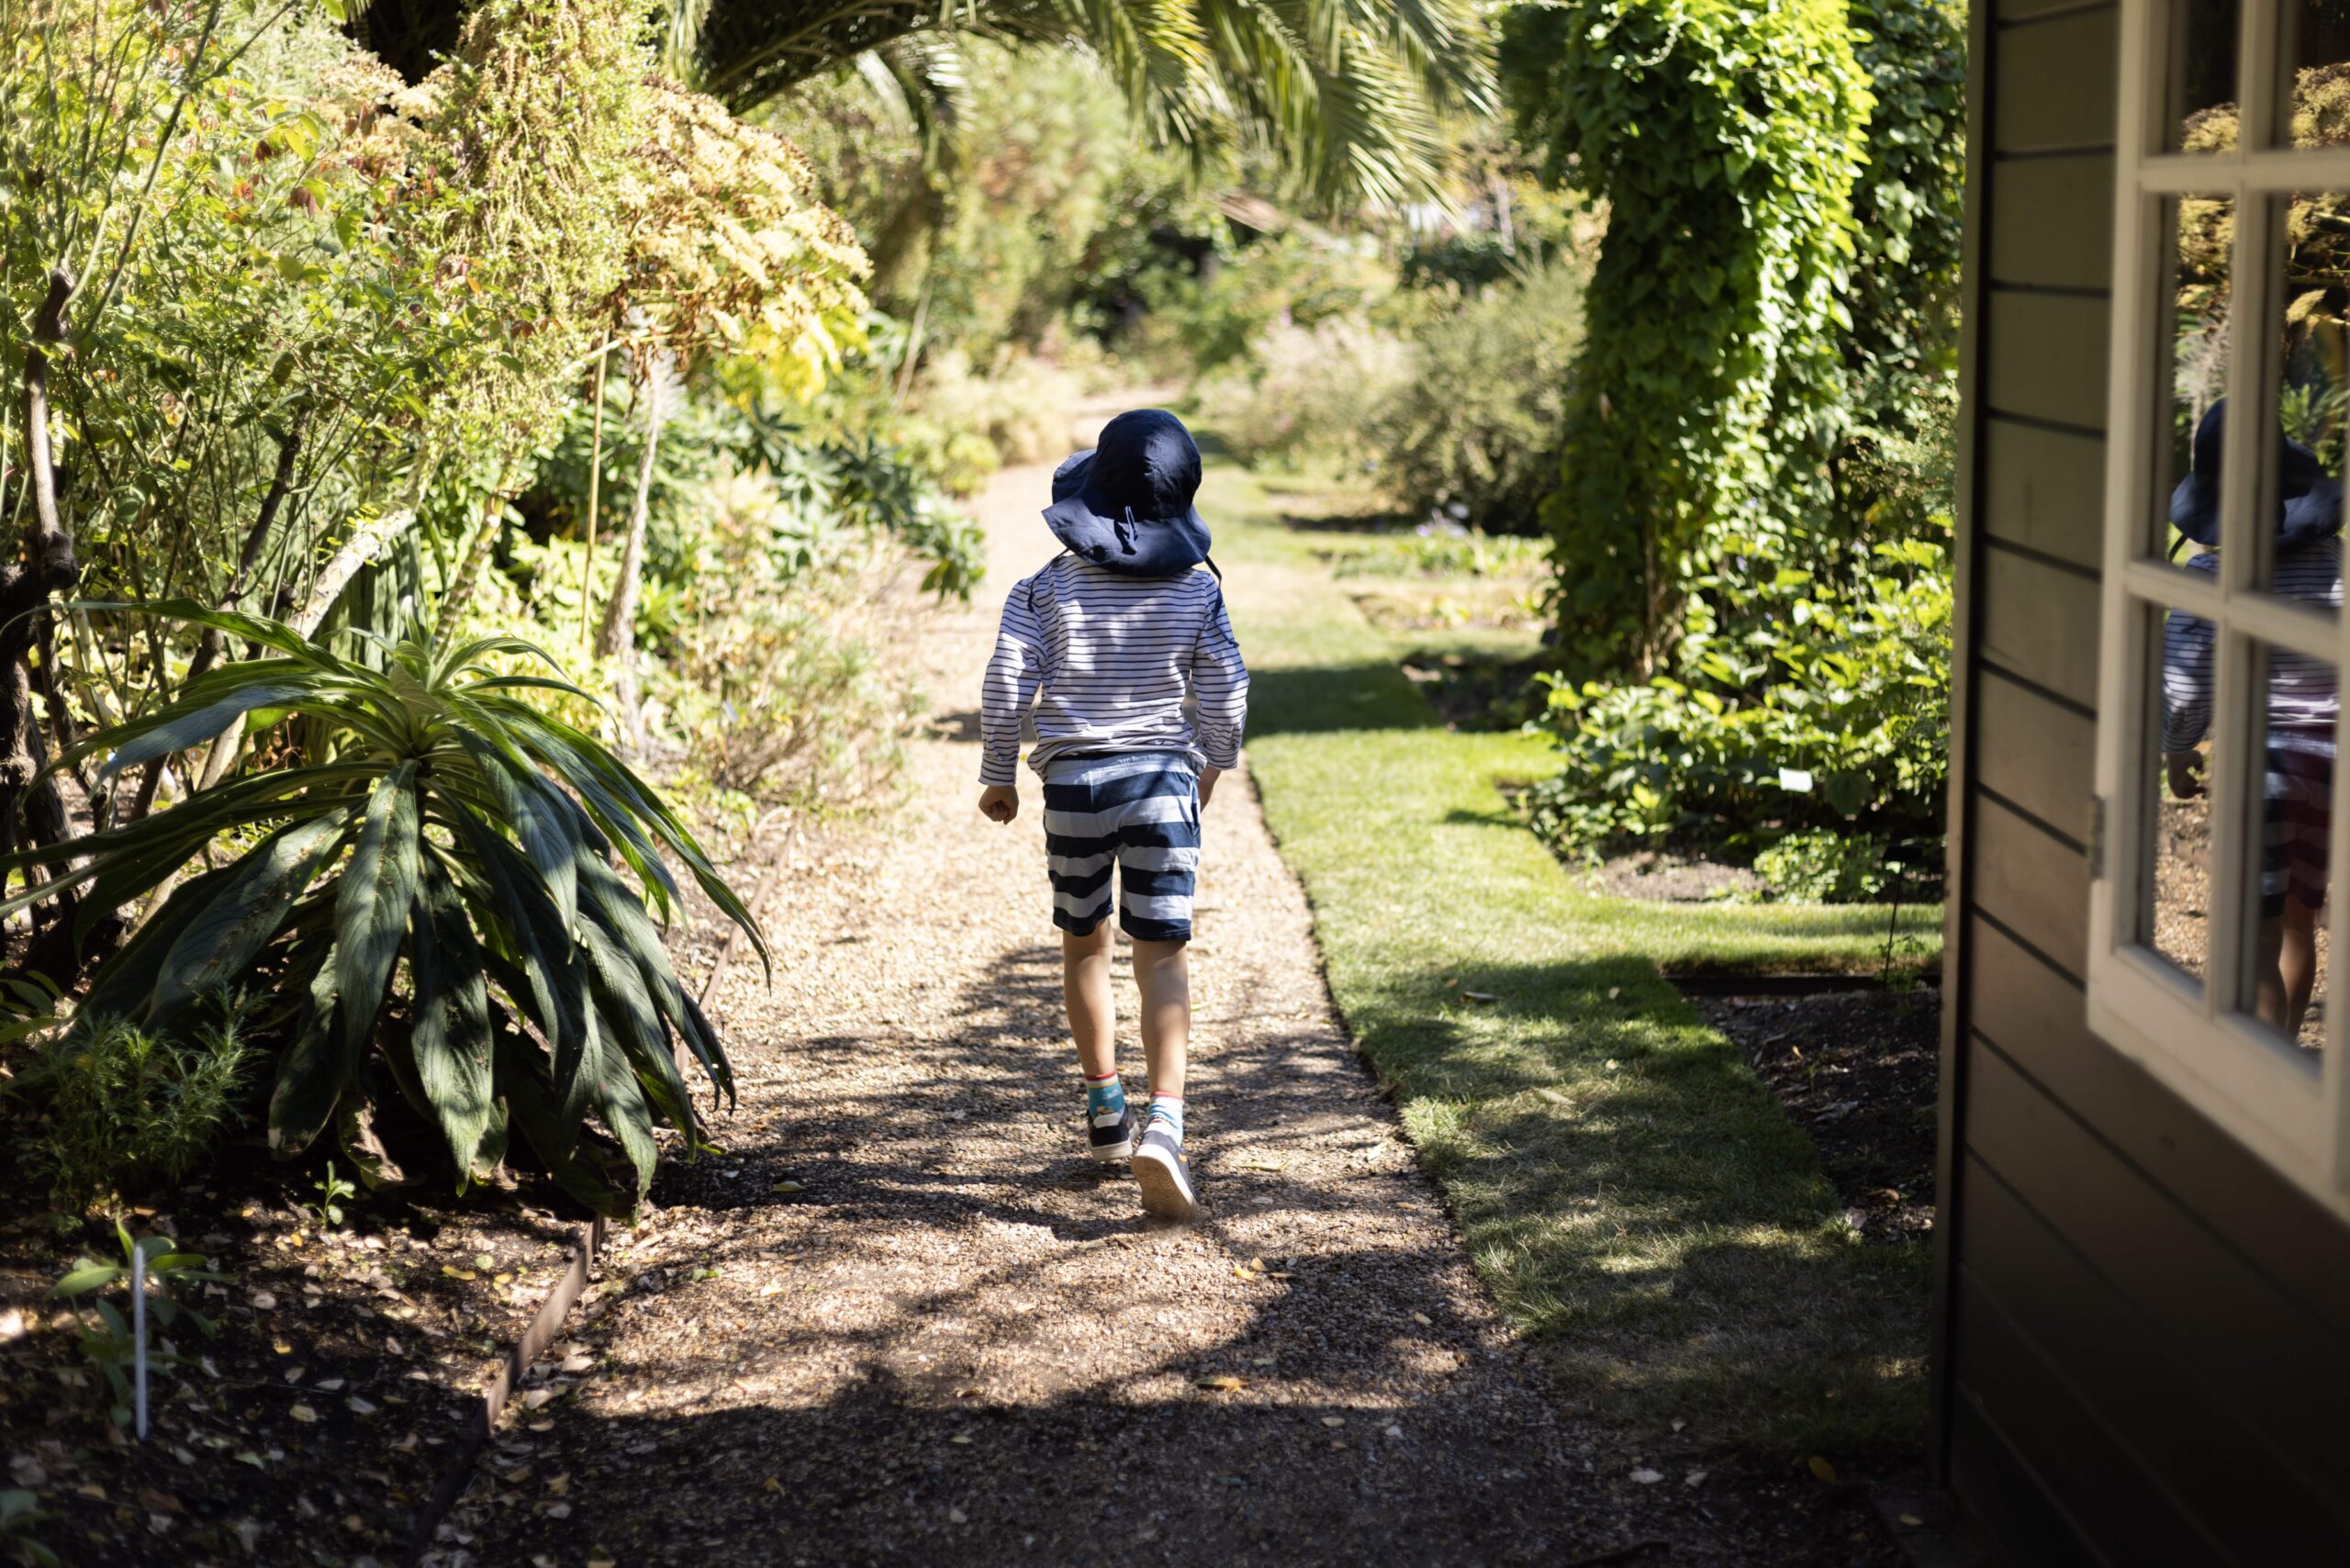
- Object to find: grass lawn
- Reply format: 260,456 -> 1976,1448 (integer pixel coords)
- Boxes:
1208,458 -> 1936,1459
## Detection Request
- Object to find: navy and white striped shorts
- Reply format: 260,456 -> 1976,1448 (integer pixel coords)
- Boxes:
1041,752 -> 1201,941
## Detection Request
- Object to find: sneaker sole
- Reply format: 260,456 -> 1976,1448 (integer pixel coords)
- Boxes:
1087,1135 -> 1136,1163
1132,1143 -> 1199,1220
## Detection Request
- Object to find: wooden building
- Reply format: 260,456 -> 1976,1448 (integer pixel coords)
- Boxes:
1941,0 -> 2350,1559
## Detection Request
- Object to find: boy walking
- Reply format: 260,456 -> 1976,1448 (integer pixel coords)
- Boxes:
976,410 -> 1248,1222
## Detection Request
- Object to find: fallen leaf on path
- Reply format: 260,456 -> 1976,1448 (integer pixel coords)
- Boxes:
1629,1468 -> 1663,1484
288,1405 -> 318,1424
1460,991 -> 1498,1003
1807,1456 -> 1839,1483
1195,1375 -> 1245,1392
1321,1417 -> 1345,1428
1898,1514 -> 1924,1527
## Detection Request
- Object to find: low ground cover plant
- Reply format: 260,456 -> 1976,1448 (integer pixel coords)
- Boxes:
46,1222 -> 224,1428
5,1014 -> 255,1224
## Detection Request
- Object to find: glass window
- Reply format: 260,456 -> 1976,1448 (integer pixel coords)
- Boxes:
2232,639 -> 2339,1056
2165,0 -> 2241,152
2090,2 -> 2350,1211
2277,2 -> 2350,147
2144,598 -> 2215,990
2259,191 -> 2350,606
2160,196 -> 2237,566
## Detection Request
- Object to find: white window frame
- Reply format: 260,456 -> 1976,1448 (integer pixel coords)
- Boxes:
2091,0 -> 2350,1215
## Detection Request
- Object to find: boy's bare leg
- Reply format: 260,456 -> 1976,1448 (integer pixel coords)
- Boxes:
2281,896 -> 2321,1035
1063,923 -> 1116,1079
1132,937 -> 1189,1102
2255,897 -> 2323,1036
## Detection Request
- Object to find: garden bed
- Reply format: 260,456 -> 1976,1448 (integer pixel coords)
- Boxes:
1692,990 -> 1941,1247
0,1160 -> 584,1567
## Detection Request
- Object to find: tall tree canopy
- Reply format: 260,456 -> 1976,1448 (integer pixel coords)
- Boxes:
358,0 -> 1494,208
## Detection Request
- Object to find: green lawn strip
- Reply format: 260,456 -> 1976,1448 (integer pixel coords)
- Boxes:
1206,463 -> 1930,1456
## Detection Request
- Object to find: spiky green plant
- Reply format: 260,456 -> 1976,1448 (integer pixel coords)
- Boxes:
0,604 -> 760,1212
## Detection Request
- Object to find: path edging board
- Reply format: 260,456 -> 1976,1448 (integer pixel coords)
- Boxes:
401,1215 -> 606,1567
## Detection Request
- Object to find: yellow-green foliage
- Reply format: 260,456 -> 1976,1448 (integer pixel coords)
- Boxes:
619,78 -> 869,392
420,0 -> 645,451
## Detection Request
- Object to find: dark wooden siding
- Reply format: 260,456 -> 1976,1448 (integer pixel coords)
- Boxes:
1941,1 -> 2350,1561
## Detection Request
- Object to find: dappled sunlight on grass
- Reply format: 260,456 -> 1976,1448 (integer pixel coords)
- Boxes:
1209,451 -> 1933,1457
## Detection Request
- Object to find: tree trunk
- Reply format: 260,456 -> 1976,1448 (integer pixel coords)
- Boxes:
596,364 -> 665,662
188,458 -> 436,796
578,339 -> 611,656
125,401 -> 314,823
431,485 -> 511,645
595,363 -> 666,745
3,268 -> 89,978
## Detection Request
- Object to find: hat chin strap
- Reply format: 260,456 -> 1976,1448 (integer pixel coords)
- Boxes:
1114,507 -> 1139,554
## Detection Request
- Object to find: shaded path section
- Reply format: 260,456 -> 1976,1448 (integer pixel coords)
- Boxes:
437,427 -> 1685,1566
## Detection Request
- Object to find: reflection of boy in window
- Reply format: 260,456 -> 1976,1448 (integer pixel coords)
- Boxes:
2164,401 -> 2344,1037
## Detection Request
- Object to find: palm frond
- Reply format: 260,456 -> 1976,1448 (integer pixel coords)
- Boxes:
684,0 -> 1492,207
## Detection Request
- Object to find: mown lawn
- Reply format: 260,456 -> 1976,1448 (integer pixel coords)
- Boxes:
1208,459 -> 1936,1458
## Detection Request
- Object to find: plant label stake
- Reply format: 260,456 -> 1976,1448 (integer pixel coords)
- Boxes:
131,1238 -> 150,1439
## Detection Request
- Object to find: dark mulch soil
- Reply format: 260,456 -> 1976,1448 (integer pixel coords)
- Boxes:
1693,990 -> 1942,1246
1397,649 -> 1550,732
1590,849 -> 1765,904
0,1139 -> 590,1567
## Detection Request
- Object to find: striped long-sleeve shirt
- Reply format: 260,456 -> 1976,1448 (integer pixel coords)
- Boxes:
2163,542 -> 2343,754
979,554 -> 1249,786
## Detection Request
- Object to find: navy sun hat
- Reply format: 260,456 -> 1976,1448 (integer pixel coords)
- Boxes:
2170,397 -> 2343,551
1044,409 -> 1213,577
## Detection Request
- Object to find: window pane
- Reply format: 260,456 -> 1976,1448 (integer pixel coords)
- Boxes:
2233,641 -> 2339,1056
2166,0 -> 2241,152
2256,193 -> 2347,611
2145,599 -> 2213,991
2158,196 -> 2236,567
2277,3 -> 2350,146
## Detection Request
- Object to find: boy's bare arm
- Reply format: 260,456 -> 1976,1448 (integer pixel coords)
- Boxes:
1198,765 -> 1221,806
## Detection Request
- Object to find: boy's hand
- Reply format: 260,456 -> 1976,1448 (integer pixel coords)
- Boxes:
1199,765 -> 1222,807
979,785 -> 1019,823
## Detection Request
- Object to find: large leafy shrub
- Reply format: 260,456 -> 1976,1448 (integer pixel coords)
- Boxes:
1370,255 -> 1586,533
1501,0 -> 1874,670
2,608 -> 757,1212
1196,316 -> 1415,470
1525,532 -> 1951,851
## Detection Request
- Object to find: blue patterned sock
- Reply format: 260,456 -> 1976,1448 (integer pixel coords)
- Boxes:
1084,1070 -> 1126,1124
1147,1093 -> 1184,1141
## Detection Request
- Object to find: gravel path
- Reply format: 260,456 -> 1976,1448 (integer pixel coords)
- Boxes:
436,445 -> 1636,1567
435,430 -> 1882,1566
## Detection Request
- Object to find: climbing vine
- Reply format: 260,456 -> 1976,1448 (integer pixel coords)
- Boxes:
1500,0 -> 1874,671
